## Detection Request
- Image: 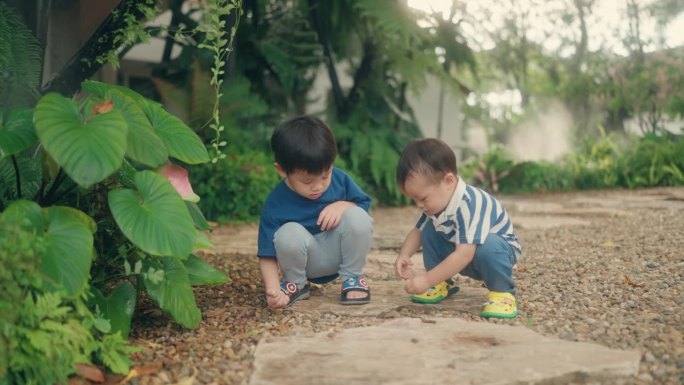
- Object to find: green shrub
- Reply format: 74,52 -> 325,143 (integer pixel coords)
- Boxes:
0,222 -> 135,385
460,144 -> 515,193
498,161 -> 575,193
621,133 -> 684,187
191,151 -> 280,223
566,128 -> 623,190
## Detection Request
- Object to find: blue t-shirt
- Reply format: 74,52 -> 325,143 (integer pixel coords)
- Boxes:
257,168 -> 371,257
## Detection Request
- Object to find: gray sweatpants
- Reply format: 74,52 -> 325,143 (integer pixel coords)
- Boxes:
273,206 -> 373,286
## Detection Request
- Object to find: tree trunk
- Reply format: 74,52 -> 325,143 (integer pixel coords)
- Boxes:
307,0 -> 345,117
437,82 -> 445,140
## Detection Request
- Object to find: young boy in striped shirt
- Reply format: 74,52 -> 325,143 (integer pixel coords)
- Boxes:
393,138 -> 521,318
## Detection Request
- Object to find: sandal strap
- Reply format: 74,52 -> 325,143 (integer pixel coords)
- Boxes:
342,276 -> 369,291
280,281 -> 299,297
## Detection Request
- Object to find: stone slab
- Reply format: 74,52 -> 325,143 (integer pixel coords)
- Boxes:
250,317 -> 641,385
364,251 -> 426,279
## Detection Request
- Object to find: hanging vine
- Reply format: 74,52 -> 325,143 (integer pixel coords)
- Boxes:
196,0 -> 243,163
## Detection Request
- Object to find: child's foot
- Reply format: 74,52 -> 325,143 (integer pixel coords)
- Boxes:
280,280 -> 310,306
480,291 -> 517,319
340,276 -> 370,305
410,279 -> 460,304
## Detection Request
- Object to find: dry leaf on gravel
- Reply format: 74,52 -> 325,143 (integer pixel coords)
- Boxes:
74,363 -> 105,383
117,361 -> 163,385
623,275 -> 645,288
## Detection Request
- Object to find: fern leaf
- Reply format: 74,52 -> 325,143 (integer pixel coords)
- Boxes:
97,333 -> 138,374
0,3 -> 42,110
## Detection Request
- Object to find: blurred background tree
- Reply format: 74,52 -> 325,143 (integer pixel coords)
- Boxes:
4,0 -> 683,219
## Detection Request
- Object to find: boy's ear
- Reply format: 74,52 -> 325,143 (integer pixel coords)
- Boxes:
444,172 -> 457,185
273,163 -> 287,178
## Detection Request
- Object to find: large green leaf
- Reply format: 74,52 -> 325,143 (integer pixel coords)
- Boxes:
107,90 -> 168,167
108,171 -> 195,258
186,201 -> 211,231
90,282 -> 136,338
34,93 -> 128,187
138,101 -> 210,164
41,206 -> 94,296
0,109 -> 37,159
183,254 -> 230,286
0,199 -> 42,232
143,257 -> 201,328
83,80 -> 208,164
82,80 -> 159,107
1,200 -> 94,297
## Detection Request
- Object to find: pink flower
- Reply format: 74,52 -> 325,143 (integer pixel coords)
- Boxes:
159,163 -> 200,203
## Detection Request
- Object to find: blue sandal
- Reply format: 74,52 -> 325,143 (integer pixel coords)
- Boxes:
340,276 -> 370,305
280,280 -> 310,306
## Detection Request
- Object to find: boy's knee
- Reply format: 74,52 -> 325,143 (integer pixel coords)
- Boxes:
274,222 -> 310,252
472,238 -> 515,271
340,206 -> 373,233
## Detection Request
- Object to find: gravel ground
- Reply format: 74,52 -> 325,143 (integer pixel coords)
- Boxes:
127,188 -> 683,385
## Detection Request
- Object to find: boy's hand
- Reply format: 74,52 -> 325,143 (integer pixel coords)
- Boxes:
394,254 -> 413,279
404,274 -> 431,295
265,288 -> 290,309
318,201 -> 355,231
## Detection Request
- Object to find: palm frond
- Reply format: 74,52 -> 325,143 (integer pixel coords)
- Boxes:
353,0 -> 428,46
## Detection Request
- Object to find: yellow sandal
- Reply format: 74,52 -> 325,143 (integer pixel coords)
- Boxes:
480,291 -> 518,318
410,280 -> 460,304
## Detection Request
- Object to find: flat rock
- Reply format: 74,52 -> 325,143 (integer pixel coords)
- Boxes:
250,317 -> 641,385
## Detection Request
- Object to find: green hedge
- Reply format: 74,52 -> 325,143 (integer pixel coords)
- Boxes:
463,132 -> 684,194
190,151 -> 280,223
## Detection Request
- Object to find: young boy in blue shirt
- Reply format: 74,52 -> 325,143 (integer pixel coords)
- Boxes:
394,138 -> 521,318
257,116 -> 374,309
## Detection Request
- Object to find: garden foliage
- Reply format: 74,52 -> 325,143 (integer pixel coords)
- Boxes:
462,131 -> 684,193
0,3 -> 232,379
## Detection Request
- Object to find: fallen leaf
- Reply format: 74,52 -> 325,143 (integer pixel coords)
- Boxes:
623,275 -> 645,288
75,363 -> 105,383
117,362 -> 163,385
102,374 -> 125,385
68,378 -> 90,385
601,240 -> 616,248
276,323 -> 289,333
92,99 -> 113,114
131,338 -> 163,349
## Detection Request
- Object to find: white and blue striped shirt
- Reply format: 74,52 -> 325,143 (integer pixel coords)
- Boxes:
416,177 -> 521,257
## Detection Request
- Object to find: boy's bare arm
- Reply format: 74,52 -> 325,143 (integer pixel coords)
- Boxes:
405,243 -> 476,294
395,228 -> 422,279
259,257 -> 289,308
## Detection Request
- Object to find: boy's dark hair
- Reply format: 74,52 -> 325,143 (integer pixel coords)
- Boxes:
271,115 -> 337,174
396,138 -> 458,188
